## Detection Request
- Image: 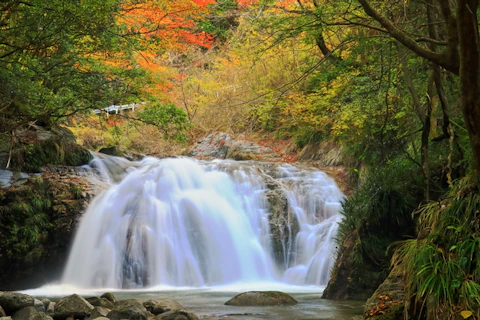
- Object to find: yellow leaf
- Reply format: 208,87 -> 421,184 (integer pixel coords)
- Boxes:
460,310 -> 473,319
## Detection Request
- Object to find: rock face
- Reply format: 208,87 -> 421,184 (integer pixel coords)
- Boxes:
364,267 -> 405,320
189,133 -> 281,161
53,294 -> 94,319
224,291 -> 298,306
0,170 -> 95,290
107,299 -> 148,320
0,292 -> 34,315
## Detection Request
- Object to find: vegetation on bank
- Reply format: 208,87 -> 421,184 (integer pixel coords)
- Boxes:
2,0 -> 480,318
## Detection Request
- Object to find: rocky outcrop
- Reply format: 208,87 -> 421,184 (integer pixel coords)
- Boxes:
225,291 -> 298,306
189,133 -> 281,162
4,125 -> 92,172
0,170 -> 96,290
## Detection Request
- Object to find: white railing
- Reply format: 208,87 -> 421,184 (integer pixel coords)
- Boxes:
93,103 -> 137,115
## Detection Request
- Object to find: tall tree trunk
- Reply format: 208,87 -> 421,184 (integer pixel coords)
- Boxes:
457,0 -> 480,178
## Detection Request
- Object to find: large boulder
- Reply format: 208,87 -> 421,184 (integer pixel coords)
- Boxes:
107,299 -> 148,320
12,306 -> 52,320
53,294 -> 94,319
0,292 -> 34,315
155,310 -> 199,320
225,291 -> 298,306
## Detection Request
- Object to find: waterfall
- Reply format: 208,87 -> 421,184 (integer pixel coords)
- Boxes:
62,156 -> 344,289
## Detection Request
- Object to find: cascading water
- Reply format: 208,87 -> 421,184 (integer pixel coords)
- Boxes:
62,155 -> 344,289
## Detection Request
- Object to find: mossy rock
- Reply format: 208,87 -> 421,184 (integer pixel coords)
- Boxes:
8,125 -> 92,172
225,291 -> 297,306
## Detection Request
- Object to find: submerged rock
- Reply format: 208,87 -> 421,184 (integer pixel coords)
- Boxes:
224,291 -> 298,306
143,299 -> 184,315
0,292 -> 34,315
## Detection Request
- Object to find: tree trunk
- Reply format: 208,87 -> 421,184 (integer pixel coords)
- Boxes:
457,0 -> 480,178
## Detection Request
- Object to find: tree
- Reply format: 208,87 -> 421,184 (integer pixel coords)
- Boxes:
357,0 -> 480,177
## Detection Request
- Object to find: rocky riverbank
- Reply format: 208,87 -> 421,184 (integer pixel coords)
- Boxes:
0,291 -> 300,320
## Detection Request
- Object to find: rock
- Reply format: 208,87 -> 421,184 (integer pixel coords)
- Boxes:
34,299 -> 46,312
85,306 -> 110,320
0,306 -> 5,317
0,170 -> 13,188
107,299 -> 148,320
12,306 -> 53,320
41,299 -> 50,311
155,310 -> 199,320
224,291 -> 297,306
99,293 -> 116,304
46,302 -> 55,314
0,317 -> 12,320
53,294 -> 94,319
91,318 -> 109,320
0,292 -> 35,315
84,297 -> 114,310
143,299 -> 183,315
364,266 -> 405,320
189,133 -> 281,162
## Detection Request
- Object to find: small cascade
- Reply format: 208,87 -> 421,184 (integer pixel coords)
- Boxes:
62,156 -> 344,289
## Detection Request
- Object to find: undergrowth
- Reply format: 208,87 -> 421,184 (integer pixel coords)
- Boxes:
394,175 -> 480,319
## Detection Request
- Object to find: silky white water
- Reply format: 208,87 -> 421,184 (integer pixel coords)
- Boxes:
62,155 -> 344,289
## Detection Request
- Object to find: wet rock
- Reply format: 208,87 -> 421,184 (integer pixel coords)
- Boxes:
107,299 -> 148,320
85,297 -> 114,310
155,310 -> 199,320
40,299 -> 50,311
12,306 -> 53,320
153,299 -> 184,315
46,302 -> 55,314
99,293 -> 116,304
224,291 -> 298,306
34,299 -> 46,312
0,292 -> 35,315
53,294 -> 94,319
85,306 -> 110,320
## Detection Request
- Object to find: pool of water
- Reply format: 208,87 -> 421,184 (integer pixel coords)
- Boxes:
24,284 -> 364,320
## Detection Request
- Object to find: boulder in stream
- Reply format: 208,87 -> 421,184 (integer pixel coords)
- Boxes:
225,291 -> 298,306
143,299 -> 184,315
